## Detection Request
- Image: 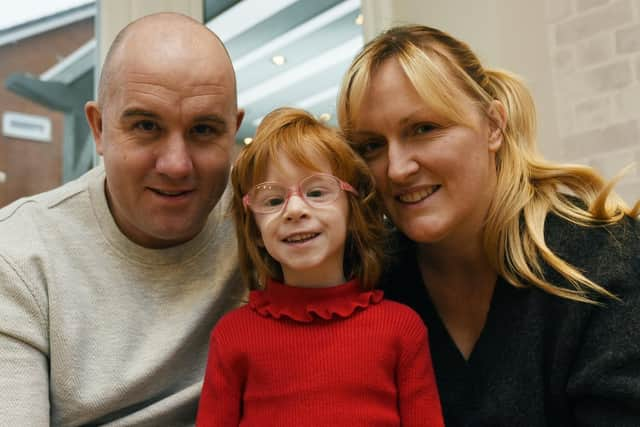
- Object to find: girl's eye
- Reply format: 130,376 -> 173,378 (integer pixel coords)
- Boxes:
305,188 -> 326,199
264,197 -> 285,207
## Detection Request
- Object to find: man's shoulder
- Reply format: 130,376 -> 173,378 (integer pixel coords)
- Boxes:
0,168 -> 104,254
0,167 -> 101,227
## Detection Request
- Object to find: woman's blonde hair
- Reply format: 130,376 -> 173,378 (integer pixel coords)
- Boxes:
231,107 -> 387,290
338,25 -> 639,303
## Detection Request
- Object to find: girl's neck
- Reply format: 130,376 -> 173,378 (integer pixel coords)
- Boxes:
282,270 -> 347,288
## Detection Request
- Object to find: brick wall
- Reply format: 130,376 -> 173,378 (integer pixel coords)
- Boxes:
547,0 -> 640,204
0,18 -> 93,207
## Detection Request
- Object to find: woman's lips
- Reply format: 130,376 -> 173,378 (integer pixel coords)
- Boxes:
396,185 -> 441,203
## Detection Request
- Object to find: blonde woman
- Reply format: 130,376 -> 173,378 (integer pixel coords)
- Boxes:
339,24 -> 640,426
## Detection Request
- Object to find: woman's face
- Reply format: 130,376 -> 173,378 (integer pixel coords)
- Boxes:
350,58 -> 502,248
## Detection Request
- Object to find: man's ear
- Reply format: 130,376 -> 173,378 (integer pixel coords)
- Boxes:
487,100 -> 507,152
85,101 -> 104,155
235,108 -> 245,132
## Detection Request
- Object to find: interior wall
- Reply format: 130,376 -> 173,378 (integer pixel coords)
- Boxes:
546,0 -> 640,204
361,0 -> 639,204
361,0 -> 561,160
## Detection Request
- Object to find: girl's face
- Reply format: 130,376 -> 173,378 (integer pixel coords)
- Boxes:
350,58 -> 502,250
251,151 -> 350,288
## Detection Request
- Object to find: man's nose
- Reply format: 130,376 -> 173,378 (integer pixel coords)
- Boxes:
156,133 -> 193,178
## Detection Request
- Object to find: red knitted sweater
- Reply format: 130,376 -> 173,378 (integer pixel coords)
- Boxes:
196,279 -> 444,427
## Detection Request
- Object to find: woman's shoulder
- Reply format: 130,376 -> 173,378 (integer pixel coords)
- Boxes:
543,210 -> 639,297
544,210 -> 639,261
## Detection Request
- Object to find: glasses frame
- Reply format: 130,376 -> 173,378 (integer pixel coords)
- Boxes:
242,173 -> 358,214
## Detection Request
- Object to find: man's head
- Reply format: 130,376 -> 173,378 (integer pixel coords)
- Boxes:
85,12 -> 244,249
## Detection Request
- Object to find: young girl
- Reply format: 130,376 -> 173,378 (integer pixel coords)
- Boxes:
196,108 -> 444,426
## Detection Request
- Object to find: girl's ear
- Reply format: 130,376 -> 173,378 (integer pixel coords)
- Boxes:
487,100 -> 507,152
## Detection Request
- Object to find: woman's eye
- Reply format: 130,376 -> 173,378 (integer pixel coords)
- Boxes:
414,123 -> 436,135
355,140 -> 385,158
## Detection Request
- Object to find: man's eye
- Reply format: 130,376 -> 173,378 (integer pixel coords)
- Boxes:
134,120 -> 159,132
192,123 -> 227,139
192,124 -> 216,136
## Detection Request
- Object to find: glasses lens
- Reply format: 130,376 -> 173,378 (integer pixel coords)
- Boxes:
251,183 -> 287,213
300,175 -> 340,206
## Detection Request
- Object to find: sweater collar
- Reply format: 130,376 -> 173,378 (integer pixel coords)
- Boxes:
249,278 -> 383,323
88,164 -> 231,265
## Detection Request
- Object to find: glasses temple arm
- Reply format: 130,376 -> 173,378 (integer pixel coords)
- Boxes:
340,181 -> 359,196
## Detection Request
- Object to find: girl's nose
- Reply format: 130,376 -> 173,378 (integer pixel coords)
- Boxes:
283,193 -> 310,221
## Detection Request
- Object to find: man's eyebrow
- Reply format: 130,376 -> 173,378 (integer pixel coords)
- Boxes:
121,109 -> 160,120
195,115 -> 226,124
194,115 -> 228,130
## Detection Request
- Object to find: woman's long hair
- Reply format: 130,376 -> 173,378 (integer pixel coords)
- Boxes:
338,25 -> 639,303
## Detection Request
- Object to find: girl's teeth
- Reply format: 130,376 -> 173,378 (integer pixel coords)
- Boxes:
156,189 -> 185,196
285,233 -> 317,243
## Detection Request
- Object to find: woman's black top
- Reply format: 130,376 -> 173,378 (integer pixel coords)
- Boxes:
381,213 -> 640,426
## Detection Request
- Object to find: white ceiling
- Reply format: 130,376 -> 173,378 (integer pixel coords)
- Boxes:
4,0 -> 364,144
206,0 -> 363,142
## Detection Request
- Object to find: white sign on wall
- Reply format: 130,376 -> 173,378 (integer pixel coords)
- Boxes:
2,111 -> 52,143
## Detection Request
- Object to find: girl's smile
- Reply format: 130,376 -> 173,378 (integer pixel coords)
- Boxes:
252,152 -> 351,288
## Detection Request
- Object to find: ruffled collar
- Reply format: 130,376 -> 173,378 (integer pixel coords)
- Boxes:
249,278 -> 384,323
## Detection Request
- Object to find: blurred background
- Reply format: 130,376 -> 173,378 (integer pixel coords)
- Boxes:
1,0 -> 639,208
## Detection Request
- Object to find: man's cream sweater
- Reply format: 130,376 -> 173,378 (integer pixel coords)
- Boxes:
0,166 -> 245,426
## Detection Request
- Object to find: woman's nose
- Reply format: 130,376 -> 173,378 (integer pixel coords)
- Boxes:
386,140 -> 419,183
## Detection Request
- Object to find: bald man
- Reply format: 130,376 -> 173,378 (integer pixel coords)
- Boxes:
0,13 -> 245,426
